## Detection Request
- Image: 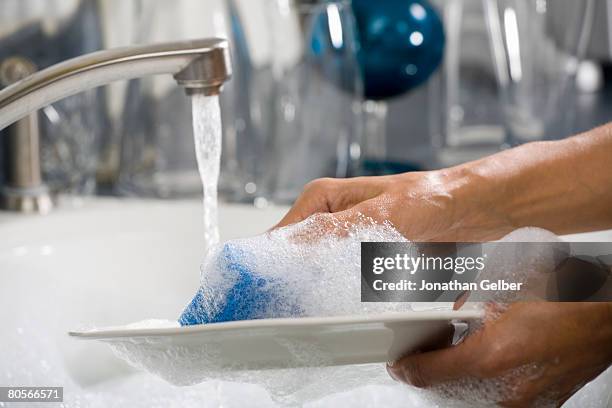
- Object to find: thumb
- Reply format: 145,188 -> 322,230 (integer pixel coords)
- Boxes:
387,333 -> 480,388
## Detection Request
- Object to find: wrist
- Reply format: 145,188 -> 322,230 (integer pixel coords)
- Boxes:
435,161 -> 517,241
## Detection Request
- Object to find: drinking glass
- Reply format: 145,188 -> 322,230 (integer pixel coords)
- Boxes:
433,0 -> 594,167
226,0 -> 363,205
434,0 -> 509,166
487,0 -> 595,145
0,0 -> 107,195
114,0 -> 231,198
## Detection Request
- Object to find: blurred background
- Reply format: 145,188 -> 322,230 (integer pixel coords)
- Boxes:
0,0 -> 609,208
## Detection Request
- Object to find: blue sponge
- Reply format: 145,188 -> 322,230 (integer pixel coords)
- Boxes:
179,243 -> 296,326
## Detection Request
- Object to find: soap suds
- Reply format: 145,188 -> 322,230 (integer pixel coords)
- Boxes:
102,224 -> 611,406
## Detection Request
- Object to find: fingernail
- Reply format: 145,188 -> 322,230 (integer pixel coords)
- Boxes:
386,364 -> 403,383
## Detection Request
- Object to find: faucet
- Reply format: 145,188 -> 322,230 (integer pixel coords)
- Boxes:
0,38 -> 232,213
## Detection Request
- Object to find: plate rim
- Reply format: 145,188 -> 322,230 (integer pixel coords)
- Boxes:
69,309 -> 484,340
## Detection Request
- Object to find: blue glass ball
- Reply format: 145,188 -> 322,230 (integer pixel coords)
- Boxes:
352,0 -> 445,100
308,1 -> 444,100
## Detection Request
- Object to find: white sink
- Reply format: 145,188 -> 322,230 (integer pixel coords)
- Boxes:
0,198 -> 289,406
0,198 -> 610,407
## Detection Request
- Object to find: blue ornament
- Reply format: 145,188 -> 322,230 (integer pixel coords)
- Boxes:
352,0 -> 445,100
308,0 -> 445,100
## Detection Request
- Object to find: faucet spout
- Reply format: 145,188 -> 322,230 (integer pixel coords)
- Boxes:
0,38 -> 232,132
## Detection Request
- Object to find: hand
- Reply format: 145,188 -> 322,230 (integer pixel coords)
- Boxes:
387,302 -> 612,407
275,171 -> 511,241
277,129 -> 612,240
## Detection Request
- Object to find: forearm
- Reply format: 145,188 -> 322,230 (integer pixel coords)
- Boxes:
446,123 -> 612,238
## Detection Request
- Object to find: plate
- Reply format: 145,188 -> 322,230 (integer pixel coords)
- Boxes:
69,310 -> 483,377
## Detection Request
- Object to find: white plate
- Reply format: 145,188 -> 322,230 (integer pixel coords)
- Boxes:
69,310 -> 483,379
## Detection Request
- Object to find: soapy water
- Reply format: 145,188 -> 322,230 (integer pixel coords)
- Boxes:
97,220 -> 611,407
4,313 -> 610,408
105,215 -> 417,404
1,219 -> 611,406
471,228 -> 567,305
192,93 -> 222,251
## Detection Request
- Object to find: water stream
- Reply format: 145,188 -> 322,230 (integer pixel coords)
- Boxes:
191,93 -> 222,251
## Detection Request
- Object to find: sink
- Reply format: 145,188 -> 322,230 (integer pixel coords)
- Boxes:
0,198 -> 288,406
0,197 -> 610,407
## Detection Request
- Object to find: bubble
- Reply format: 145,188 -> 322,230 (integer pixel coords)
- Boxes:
180,213 -> 414,326
25,224 -> 607,407
104,215 -> 417,403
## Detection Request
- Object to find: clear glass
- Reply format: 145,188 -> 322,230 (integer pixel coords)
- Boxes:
0,0 -> 107,195
114,0 -> 232,198
434,0 -> 594,167
487,0 -> 595,145
225,0 -> 363,205
434,0 -> 507,167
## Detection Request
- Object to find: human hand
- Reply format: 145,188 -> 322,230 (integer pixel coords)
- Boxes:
275,170 -> 512,241
387,302 -> 612,407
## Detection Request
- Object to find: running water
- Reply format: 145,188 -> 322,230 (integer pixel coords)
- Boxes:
191,93 -> 222,251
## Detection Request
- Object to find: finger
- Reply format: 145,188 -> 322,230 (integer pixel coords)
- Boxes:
453,291 -> 470,310
285,204 -> 381,243
387,336 -> 479,388
273,178 -> 347,230
557,393 -> 572,408
273,189 -> 331,230
274,177 -> 384,230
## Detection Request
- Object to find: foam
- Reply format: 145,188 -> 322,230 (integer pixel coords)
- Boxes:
418,227 -> 595,407
107,336 -> 401,405
105,214 -> 416,403
472,227 -> 568,303
180,213 -> 415,326
74,225 -> 612,408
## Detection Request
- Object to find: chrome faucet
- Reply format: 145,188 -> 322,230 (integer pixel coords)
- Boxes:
0,57 -> 52,213
0,38 -> 232,213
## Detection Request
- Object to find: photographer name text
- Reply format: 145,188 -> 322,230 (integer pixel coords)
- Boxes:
372,279 -> 523,292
